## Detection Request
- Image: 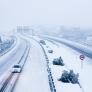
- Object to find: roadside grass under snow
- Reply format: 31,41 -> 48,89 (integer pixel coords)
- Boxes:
42,39 -> 92,92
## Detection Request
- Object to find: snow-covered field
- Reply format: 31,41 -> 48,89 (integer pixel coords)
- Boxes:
41,35 -> 92,59
19,33 -> 92,92
37,36 -> 92,92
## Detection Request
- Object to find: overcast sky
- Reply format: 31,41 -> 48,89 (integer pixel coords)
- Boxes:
0,0 -> 92,31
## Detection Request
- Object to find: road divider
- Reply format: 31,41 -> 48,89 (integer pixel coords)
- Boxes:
34,38 -> 56,92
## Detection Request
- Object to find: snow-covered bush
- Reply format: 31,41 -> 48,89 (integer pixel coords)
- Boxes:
53,57 -> 64,66
58,70 -> 79,84
68,70 -> 79,84
58,70 -> 70,83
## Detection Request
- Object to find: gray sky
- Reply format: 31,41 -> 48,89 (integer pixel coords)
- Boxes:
0,0 -> 92,31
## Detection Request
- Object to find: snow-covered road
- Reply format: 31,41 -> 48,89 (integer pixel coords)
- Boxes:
1,32 -> 91,92
15,33 -> 92,92
13,35 -> 50,92
0,37 -> 27,78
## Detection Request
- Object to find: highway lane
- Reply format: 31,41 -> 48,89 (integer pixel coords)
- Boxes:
0,37 -> 27,76
41,35 -> 92,59
13,34 -> 50,92
0,41 -> 30,92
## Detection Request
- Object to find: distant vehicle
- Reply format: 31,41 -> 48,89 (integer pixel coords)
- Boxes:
46,46 -> 49,48
48,49 -> 53,53
39,40 -> 46,45
12,64 -> 22,73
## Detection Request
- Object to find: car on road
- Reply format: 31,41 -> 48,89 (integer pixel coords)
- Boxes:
48,49 -> 53,53
39,40 -> 46,45
12,64 -> 22,73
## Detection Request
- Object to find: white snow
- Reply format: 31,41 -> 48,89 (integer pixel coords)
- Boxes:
41,35 -> 92,58
40,37 -> 92,92
3,33 -> 91,92
0,36 -> 27,80
13,35 -> 50,92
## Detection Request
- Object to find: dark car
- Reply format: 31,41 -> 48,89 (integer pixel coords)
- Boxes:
39,40 -> 46,45
48,49 -> 53,53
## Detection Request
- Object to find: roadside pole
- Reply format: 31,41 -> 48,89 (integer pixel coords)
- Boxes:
79,55 -> 85,69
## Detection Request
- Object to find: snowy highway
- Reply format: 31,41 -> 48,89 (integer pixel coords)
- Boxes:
0,37 -> 27,75
0,33 -> 92,92
0,35 -> 30,92
1,0 -> 92,91
13,34 -> 50,92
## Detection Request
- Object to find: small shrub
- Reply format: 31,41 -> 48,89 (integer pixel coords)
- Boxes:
53,57 -> 64,66
58,70 -> 79,84
69,70 -> 79,84
58,70 -> 70,83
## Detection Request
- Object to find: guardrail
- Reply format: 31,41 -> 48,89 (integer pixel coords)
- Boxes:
38,42 -> 56,92
21,34 -> 57,92
0,73 -> 13,92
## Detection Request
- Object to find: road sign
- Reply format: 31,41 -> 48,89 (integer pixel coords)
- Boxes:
80,55 -> 85,60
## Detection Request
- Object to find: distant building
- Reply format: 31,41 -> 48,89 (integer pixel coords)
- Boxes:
17,26 -> 30,32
